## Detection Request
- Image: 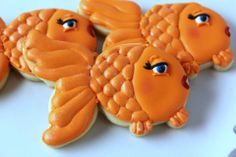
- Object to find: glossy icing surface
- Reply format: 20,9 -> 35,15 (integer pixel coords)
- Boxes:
23,30 -> 97,81
179,3 -> 232,64
80,0 -> 234,75
1,9 -> 97,76
90,43 -> 189,123
133,46 -> 189,122
80,0 -> 142,30
43,73 -> 97,146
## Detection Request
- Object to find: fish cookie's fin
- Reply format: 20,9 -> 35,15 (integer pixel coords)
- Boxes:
0,18 -> 9,90
79,0 -> 142,35
23,30 -> 97,86
103,28 -> 146,50
42,73 -> 98,147
167,108 -> 188,128
212,48 -> 234,71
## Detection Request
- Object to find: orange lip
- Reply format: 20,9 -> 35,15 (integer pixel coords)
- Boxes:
225,26 -> 231,37
182,75 -> 189,89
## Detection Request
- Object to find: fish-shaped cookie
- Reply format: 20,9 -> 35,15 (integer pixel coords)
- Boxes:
0,9 -> 97,88
79,0 -> 234,78
0,8 -> 190,147
23,39 -> 190,146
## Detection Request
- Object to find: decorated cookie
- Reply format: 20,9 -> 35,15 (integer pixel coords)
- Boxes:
0,7 -> 189,147
0,8 -> 100,147
79,0 -> 234,78
31,42 -> 190,147
0,9 -> 97,87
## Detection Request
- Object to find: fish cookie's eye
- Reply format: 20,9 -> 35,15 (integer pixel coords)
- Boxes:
63,19 -> 77,29
188,13 -> 210,25
152,62 -> 168,74
195,14 -> 209,24
57,18 -> 78,30
144,61 -> 168,74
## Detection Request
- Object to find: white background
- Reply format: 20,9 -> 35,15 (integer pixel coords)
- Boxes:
0,0 -> 236,157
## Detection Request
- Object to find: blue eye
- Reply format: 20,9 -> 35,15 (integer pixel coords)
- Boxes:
188,13 -> 210,25
152,63 -> 168,74
63,19 -> 77,29
195,14 -> 209,24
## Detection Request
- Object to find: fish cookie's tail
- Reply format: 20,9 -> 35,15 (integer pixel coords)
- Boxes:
42,73 -> 98,147
79,0 -> 142,35
0,18 -> 9,90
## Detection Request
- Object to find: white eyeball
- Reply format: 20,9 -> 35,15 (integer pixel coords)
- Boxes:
152,63 -> 168,74
195,14 -> 209,24
63,19 -> 77,29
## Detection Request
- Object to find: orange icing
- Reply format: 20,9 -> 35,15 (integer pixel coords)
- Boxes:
90,43 -> 189,122
80,0 -> 142,30
1,9 -> 96,76
178,3 -> 232,64
80,0 -> 234,74
43,73 -> 97,146
133,46 -> 189,122
1,0 -> 233,146
43,43 -> 189,146
23,30 -> 97,81
2,9 -> 57,75
0,18 -> 8,81
0,53 -> 8,80
90,44 -> 149,122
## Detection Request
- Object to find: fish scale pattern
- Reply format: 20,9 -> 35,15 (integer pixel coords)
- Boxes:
140,4 -> 187,55
1,9 -> 56,74
90,44 -> 150,122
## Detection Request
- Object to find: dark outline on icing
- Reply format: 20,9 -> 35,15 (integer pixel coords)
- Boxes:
188,13 -> 210,20
57,18 -> 78,26
144,61 -> 168,70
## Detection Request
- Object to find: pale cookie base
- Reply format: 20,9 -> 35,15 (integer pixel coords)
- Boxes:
101,107 -> 163,137
102,108 -> 130,127
23,53 -> 55,88
102,101 -> 188,136
200,60 -> 233,72
190,60 -> 233,80
77,7 -> 111,35
214,60 -> 234,72
45,90 -> 98,148
19,71 -> 40,82
40,79 -> 55,88
0,69 -> 9,90
200,61 -> 213,70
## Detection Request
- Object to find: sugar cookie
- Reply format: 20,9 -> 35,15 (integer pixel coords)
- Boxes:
1,9 -> 97,87
39,43 -> 189,147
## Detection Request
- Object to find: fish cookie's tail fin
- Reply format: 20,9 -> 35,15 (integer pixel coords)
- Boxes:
79,0 -> 142,35
0,18 -> 9,90
42,73 -> 98,147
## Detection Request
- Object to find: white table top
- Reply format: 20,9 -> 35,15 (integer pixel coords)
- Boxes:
0,0 -> 236,157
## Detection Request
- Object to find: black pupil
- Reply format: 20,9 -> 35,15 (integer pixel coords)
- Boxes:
156,64 -> 166,73
67,20 -> 75,27
200,15 -> 207,21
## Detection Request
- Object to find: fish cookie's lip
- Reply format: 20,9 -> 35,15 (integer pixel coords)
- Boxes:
87,25 -> 95,37
225,26 -> 231,37
182,75 -> 189,89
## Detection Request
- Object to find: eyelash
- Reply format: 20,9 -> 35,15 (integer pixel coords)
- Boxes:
57,18 -> 78,25
188,13 -> 210,20
143,61 -> 168,70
